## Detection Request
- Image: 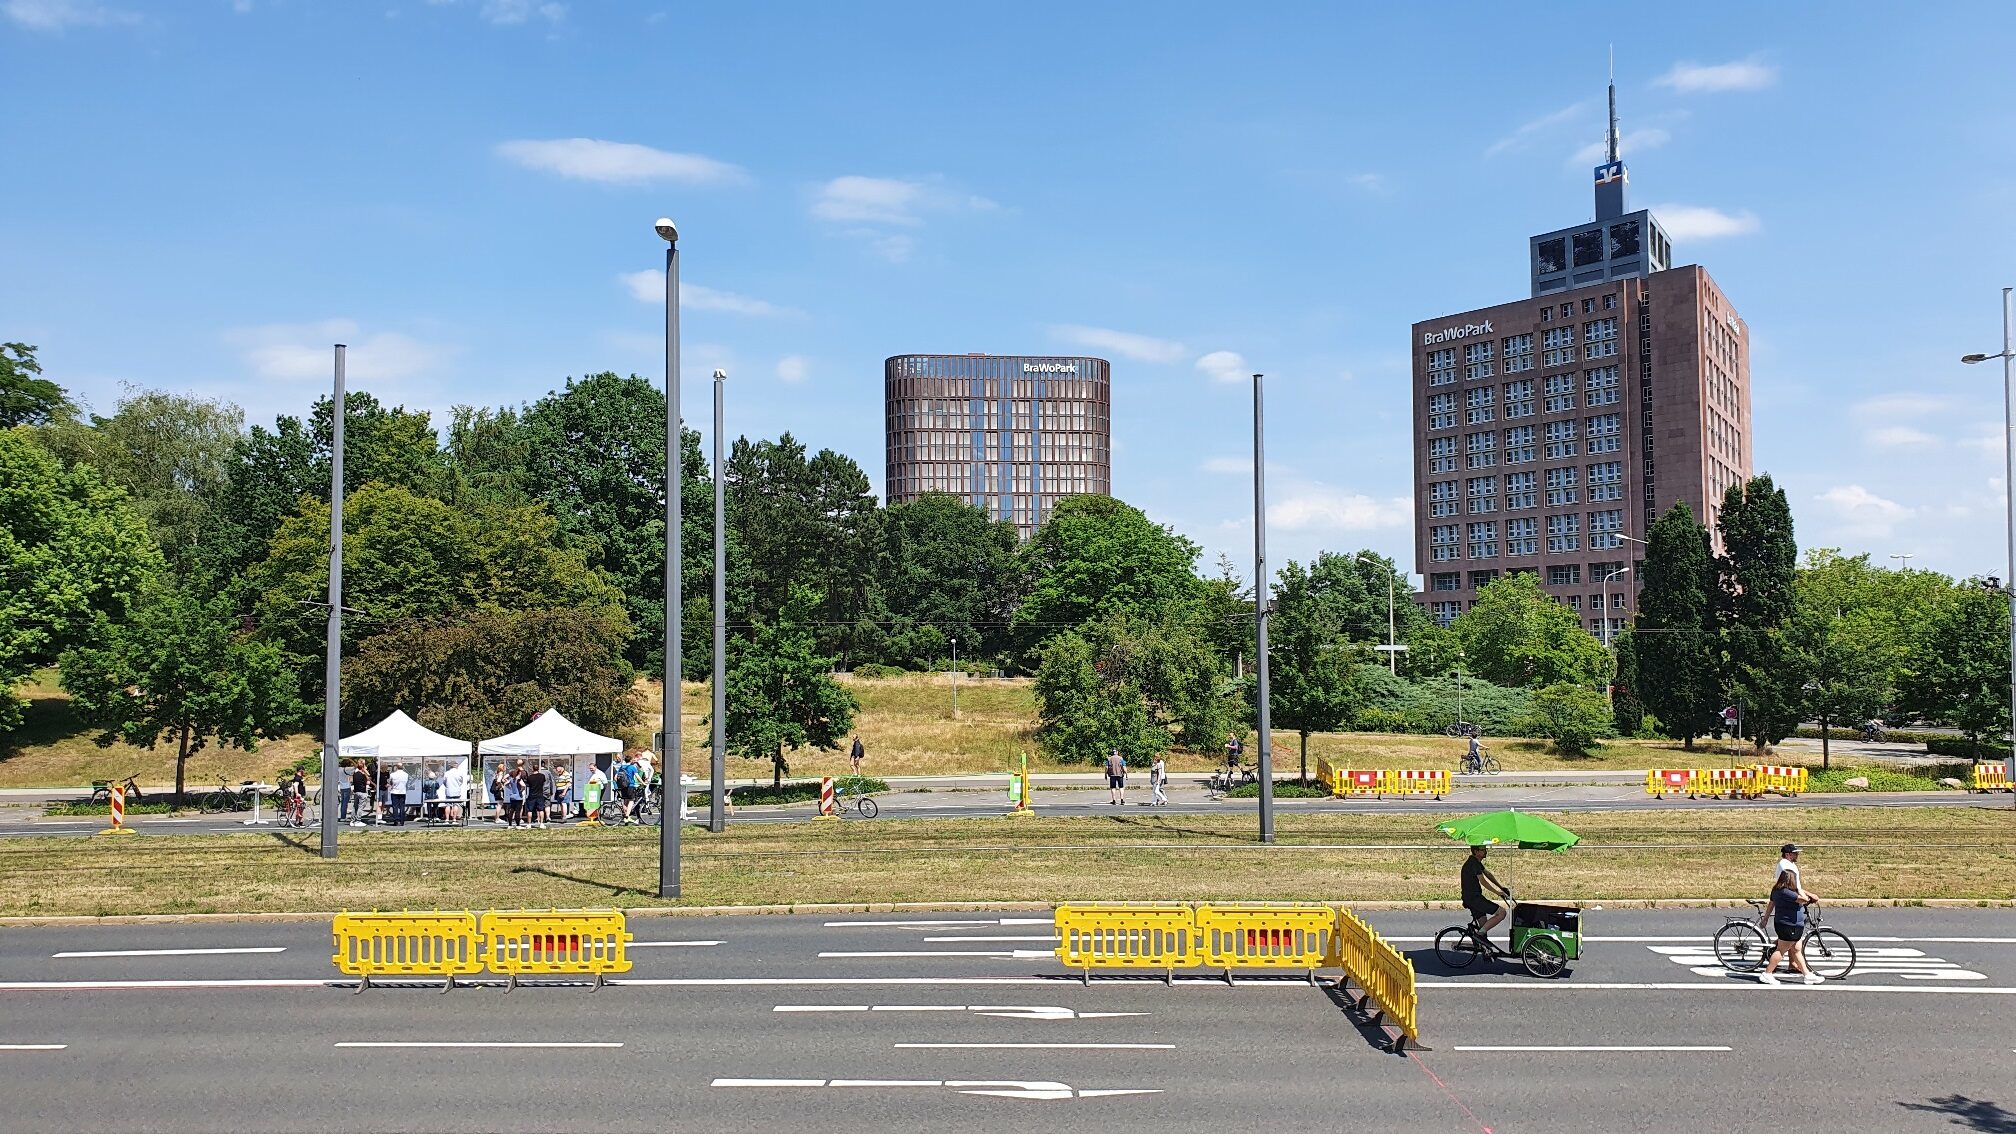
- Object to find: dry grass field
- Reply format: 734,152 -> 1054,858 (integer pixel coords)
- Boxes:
1,806 -> 2008,918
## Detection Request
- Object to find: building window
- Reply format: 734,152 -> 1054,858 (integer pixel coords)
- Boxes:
1506,516 -> 1538,556
1544,419 -> 1578,460
1582,298 -> 1597,315
1572,229 -> 1603,267
1466,475 -> 1498,515
1429,435 -> 1458,473
1431,572 -> 1461,592
1432,600 -> 1460,627
1469,570 -> 1499,590
1464,341 -> 1496,382
1583,318 -> 1618,343
1505,470 -> 1537,510
1543,327 -> 1576,369
1503,378 -> 1535,418
1545,465 -> 1579,506
1427,391 -> 1457,430
1585,366 -> 1621,406
1603,289 -> 1621,309
1467,521 -> 1498,560
1428,347 -> 1458,387
1589,508 -> 1626,548
1587,460 -> 1624,501
1536,238 -> 1566,275
1547,564 -> 1582,586
1587,412 -> 1622,454
1543,372 -> 1576,414
1505,425 -> 1537,464
1560,303 -> 1573,320
1465,430 -> 1497,470
1608,222 -> 1640,260
1565,595 -> 1582,611
1540,306 -> 1552,323
1502,334 -> 1535,373
1429,478 -> 1460,518
1546,513 -> 1582,553
1431,523 -> 1459,563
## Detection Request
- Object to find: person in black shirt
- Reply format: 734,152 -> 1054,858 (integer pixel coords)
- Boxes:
1461,845 -> 1509,943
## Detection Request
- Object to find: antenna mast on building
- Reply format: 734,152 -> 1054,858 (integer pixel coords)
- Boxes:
1607,46 -> 1620,164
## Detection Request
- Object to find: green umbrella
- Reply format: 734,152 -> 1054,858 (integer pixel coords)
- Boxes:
1436,809 -> 1580,852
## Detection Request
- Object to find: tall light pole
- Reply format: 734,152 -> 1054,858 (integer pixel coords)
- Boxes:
1962,285 -> 2015,810
950,637 -> 959,719
319,344 -> 345,859
1888,553 -> 1915,571
1600,567 -> 1631,649
657,217 -> 682,897
1355,551 -> 1401,674
1252,372 -> 1275,844
710,368 -> 727,834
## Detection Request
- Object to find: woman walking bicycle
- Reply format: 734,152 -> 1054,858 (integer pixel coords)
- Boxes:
1759,868 -> 1823,985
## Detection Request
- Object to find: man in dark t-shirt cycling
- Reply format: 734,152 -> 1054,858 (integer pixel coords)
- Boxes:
1461,844 -> 1510,944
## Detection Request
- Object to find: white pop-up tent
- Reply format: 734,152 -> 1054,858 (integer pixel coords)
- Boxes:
477,709 -> 622,817
337,710 -> 473,825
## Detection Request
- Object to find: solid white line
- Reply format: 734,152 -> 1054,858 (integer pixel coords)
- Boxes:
52,940 -> 286,948
714,1078 -> 827,1087
0,979 -> 328,991
894,1043 -> 1174,1050
1420,981 -> 2016,995
628,941 -> 723,948
1453,1045 -> 1731,1052
925,936 -> 1059,944
775,1005 -> 871,1013
819,951 -> 1017,959
334,1042 -> 622,1049
0,1044 -> 67,1051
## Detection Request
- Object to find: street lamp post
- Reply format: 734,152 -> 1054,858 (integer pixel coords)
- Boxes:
1601,567 -> 1631,649
319,344 -> 345,860
1888,553 -> 1915,571
1962,285 -> 2015,811
1355,551 -> 1401,675
1252,372 -> 1275,844
657,217 -> 682,898
710,368 -> 727,834
950,637 -> 959,719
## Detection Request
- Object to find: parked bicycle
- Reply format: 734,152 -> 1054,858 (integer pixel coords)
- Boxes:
90,773 -> 143,806
1712,900 -> 1857,979
200,779 -> 258,814
1444,721 -> 1482,739
831,783 -> 878,819
1210,764 -> 1259,794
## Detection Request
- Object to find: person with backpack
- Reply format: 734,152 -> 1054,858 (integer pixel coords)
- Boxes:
849,735 -> 865,776
615,753 -> 643,825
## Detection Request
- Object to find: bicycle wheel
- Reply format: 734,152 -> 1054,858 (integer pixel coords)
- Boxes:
1480,752 -> 1501,774
856,796 -> 878,819
1802,928 -> 1856,980
201,792 -> 231,814
1434,927 -> 1484,970
1713,920 -> 1768,972
598,800 -> 624,824
1521,935 -> 1568,979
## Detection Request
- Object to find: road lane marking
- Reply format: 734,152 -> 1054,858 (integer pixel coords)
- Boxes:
1419,981 -> 2016,994
1453,1045 -> 1731,1052
774,1005 -> 1144,1021
1647,945 -> 1986,981
0,1044 -> 67,1050
894,1043 -> 1174,1050
819,950 -> 1056,959
0,979 -> 329,991
52,940 -> 286,948
925,936 -> 1060,943
628,941 -> 723,948
711,1077 -> 1159,1101
822,918 -> 1056,929
335,1042 -> 622,1049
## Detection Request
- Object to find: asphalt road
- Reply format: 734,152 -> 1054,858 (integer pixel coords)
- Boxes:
3,908 -> 2014,1133
7,775 -> 2013,839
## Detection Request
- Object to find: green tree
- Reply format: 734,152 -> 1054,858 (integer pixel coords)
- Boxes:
1032,609 -> 1229,764
726,433 -> 881,666
342,606 -> 638,739
877,493 -> 1020,667
58,583 -> 300,799
1717,475 -> 1803,748
1032,629 -> 1162,765
1453,572 -> 1608,689
1897,580 -> 2011,755
70,389 -> 244,573
1514,682 -> 1612,757
1637,503 -> 1721,747
1013,495 -> 1203,662
0,430 -> 160,729
443,404 -> 535,507
1610,629 -> 1646,736
0,344 -> 73,428
1268,555 -> 1371,782
723,586 -> 858,788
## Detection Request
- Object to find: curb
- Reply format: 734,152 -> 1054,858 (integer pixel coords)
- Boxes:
4,896 -> 2010,927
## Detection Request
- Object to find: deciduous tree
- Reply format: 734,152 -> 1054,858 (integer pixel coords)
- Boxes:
723,585 -> 857,788
1637,503 -> 1720,747
1455,572 -> 1608,689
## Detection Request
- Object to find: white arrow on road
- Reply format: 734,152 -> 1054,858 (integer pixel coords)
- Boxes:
712,1078 -> 1159,1101
772,1004 -> 1143,1021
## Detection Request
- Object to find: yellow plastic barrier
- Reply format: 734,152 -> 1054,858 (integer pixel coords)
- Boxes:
1331,908 -> 1419,1049
1973,763 -> 2011,793
1053,903 -> 1200,985
1692,767 -> 1758,799
1315,757 -> 1338,796
481,909 -> 633,990
1380,769 -> 1449,799
331,910 -> 484,992
1751,764 -> 1808,796
1337,768 -> 1384,796
1645,769 -> 1693,797
1195,903 -> 1336,984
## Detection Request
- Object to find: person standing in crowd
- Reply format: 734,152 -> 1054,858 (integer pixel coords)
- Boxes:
524,760 -> 549,830
404,762 -> 424,824
849,735 -> 865,775
490,763 -> 510,824
421,762 -> 442,824
551,761 -> 573,822
386,763 -> 409,826
615,752 -> 642,825
637,749 -> 656,813
504,762 -> 526,828
1150,753 -> 1168,806
442,760 -> 467,826
348,761 -> 371,827
584,761 -> 608,822
1105,748 -> 1128,806
337,760 -> 355,822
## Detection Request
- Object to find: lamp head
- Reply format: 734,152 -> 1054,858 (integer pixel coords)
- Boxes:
712,368 -> 727,380
654,218 -> 679,243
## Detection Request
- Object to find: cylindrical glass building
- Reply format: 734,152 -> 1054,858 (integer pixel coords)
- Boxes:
884,353 -> 1111,538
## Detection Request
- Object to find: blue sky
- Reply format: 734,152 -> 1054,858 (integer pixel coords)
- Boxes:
5,0 -> 2016,583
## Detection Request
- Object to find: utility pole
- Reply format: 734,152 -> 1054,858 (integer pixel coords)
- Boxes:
657,217 -> 682,897
1962,287 -> 2016,811
1252,373 -> 1275,844
710,369 -> 727,834
318,345 -> 345,860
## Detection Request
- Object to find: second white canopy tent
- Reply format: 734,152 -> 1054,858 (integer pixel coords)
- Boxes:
476,709 -> 624,812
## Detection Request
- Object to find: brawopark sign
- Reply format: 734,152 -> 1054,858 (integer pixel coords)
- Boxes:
1422,320 -> 1493,346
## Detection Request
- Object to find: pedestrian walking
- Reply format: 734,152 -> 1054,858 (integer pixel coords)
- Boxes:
347,761 -> 370,827
386,763 -> 409,826
1759,867 -> 1823,986
849,735 -> 865,776
336,760 -> 355,822
490,763 -> 510,824
524,761 -> 549,829
1149,754 -> 1168,806
1105,748 -> 1127,806
615,753 -> 643,824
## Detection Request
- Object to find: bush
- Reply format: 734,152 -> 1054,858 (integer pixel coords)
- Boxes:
1512,683 -> 1613,756
45,800 -> 180,816
1926,737 -> 2012,761
849,664 -> 907,679
1224,779 -> 1331,799
1348,673 -> 1533,736
1807,764 -> 1970,793
1789,725 -> 1948,745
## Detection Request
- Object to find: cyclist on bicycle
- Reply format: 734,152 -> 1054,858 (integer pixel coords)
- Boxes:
1463,733 -> 1482,774
1461,844 -> 1510,944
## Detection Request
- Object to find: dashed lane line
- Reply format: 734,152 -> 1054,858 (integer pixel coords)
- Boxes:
893,1043 -> 1173,1050
628,941 -> 723,949
335,1042 -> 621,1049
1453,1045 -> 1731,1052
52,947 -> 286,958
0,1044 -> 67,1051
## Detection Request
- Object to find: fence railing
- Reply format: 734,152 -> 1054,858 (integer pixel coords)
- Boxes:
332,908 -> 631,991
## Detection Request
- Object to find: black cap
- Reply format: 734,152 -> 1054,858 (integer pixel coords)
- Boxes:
1781,843 -> 1800,854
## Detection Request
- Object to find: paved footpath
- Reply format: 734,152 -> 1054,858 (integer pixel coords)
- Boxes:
3,907 -> 2014,1132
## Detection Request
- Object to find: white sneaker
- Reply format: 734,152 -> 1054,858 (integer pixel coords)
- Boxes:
1758,972 -> 1780,985
536,822 -> 547,829
1802,973 -> 1824,985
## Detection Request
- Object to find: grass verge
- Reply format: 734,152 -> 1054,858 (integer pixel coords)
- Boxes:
2,806 -> 2009,918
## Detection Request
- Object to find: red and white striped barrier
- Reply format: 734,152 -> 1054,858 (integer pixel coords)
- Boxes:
1382,769 -> 1449,799
1339,769 -> 1384,796
97,783 -> 135,836
818,777 -> 837,819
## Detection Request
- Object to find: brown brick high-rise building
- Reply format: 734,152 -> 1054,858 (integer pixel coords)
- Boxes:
1409,81 -> 1752,637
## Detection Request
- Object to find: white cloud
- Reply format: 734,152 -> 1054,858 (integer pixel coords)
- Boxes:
1048,324 -> 1188,364
1484,102 -> 1585,158
1571,127 -> 1670,165
1816,484 -> 1911,538
3,0 -> 138,29
496,138 -> 745,185
1851,393 -> 1952,421
1655,57 -> 1778,93
1269,487 -> 1412,533
480,0 -> 565,23
1646,204 -> 1762,240
1201,456 -> 1251,475
776,355 -> 809,384
811,175 -> 996,227
1866,426 -> 1938,449
1346,172 -> 1385,191
1195,350 -> 1250,384
224,319 -> 449,383
617,271 -> 797,316
865,232 -> 916,262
